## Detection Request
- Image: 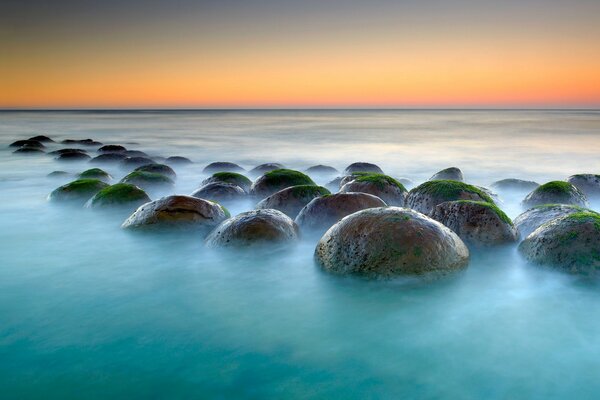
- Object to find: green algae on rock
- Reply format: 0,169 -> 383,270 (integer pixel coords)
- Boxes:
250,169 -> 316,199
522,181 -> 588,208
406,180 -> 494,216
86,183 -> 150,209
202,172 -> 252,192
48,179 -> 109,204
256,185 -> 330,218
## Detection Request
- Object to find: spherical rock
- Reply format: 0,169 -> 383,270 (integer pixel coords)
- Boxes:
519,212 -> 600,274
205,209 -> 299,248
191,182 -> 246,203
406,180 -> 494,216
249,163 -> 285,176
55,151 -> 91,162
430,167 -> 464,182
86,183 -> 150,209
514,204 -> 597,238
89,153 -> 127,164
339,173 -> 407,206
165,156 -> 192,165
134,163 -> 176,179
62,139 -> 102,146
430,200 -> 518,246
295,192 -> 387,235
315,207 -> 469,277
29,135 -> 54,143
522,181 -> 588,208
491,178 -> 539,192
122,195 -> 228,232
98,144 -> 127,153
120,156 -> 156,169
305,165 -> 338,175
123,150 -> 149,158
120,171 -> 174,190
256,185 -> 330,218
48,179 -> 109,204
201,172 -> 252,192
250,169 -> 316,199
47,171 -> 70,178
343,162 -> 384,175
325,176 -> 343,192
567,174 -> 600,200
78,168 -> 112,182
203,162 -> 244,173
49,148 -> 88,156
9,139 -> 45,149
13,147 -> 45,154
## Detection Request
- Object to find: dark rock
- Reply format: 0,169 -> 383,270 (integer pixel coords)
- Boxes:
89,153 -> 127,164
249,163 -> 285,176
86,183 -> 150,209
191,182 -> 246,203
10,139 -> 45,149
120,171 -> 174,190
201,172 -> 252,193
567,174 -> 600,199
203,162 -> 245,173
491,178 -> 539,192
78,168 -> 112,182
29,135 -> 54,143
119,157 -> 156,169
339,173 -> 407,206
256,185 -> 330,218
134,163 -> 176,179
55,152 -> 91,162
165,156 -> 192,165
48,179 -> 109,204
98,144 -> 127,153
251,169 -> 316,199
430,167 -> 464,182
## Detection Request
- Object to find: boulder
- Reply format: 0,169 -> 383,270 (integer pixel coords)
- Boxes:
47,171 -> 70,178
305,165 -> 338,175
406,180 -> 494,216
89,153 -> 127,164
13,147 -> 44,154
98,144 -> 127,153
250,169 -> 316,199
203,162 -> 244,173
256,185 -> 330,218
514,204 -> 597,238
86,183 -> 150,209
48,179 -> 109,204
430,167 -> 464,182
165,156 -> 192,165
29,135 -> 54,143
343,162 -> 384,175
10,139 -> 45,149
339,173 -> 407,206
491,178 -> 539,192
119,156 -> 156,169
249,163 -> 285,176
62,139 -> 102,146
191,182 -> 246,203
134,163 -> 176,179
78,168 -> 112,182
49,148 -> 88,155
120,171 -> 174,190
567,174 -> 600,199
201,172 -> 252,192
522,181 -> 588,208
55,151 -> 91,162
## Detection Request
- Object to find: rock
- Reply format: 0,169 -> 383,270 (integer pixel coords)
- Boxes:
98,144 -> 127,153
120,171 -> 174,190
89,153 -> 127,164
165,156 -> 192,165
250,169 -> 316,199
339,173 -> 407,206
123,150 -> 149,158
134,163 -> 176,179
430,200 -> 518,246
55,152 -> 91,162
29,135 -> 54,143
315,207 -> 469,277
203,162 -> 244,173
13,147 -> 44,154
205,209 -> 299,248
398,178 -> 414,189
406,180 -> 494,216
518,212 -> 600,274
48,179 -> 109,204
295,192 -> 387,235
47,171 -> 70,178
343,162 -> 384,175
48,148 -> 88,155
256,185 -> 330,218
514,204 -> 597,238
119,157 -> 156,169
430,167 -> 464,182
325,177 -> 343,192
567,174 -> 600,199
86,183 -> 150,209
191,182 -> 246,203
491,178 -> 539,192
249,163 -> 285,176
305,165 -> 338,175
522,181 -> 588,208
201,172 -> 252,192
78,168 -> 112,182
62,139 -> 102,146
122,195 -> 228,232
10,139 -> 45,149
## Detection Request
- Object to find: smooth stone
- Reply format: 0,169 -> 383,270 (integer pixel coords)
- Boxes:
491,178 -> 539,192
89,153 -> 127,164
119,157 -> 157,169
29,135 -> 54,143
325,177 -> 343,192
250,169 -> 316,199
165,156 -> 192,165
62,139 -> 102,146
255,185 -> 330,218
98,144 -> 127,153
249,163 -> 285,176
48,179 -> 109,204
406,180 -> 494,216
120,171 -> 174,190
343,162 -> 384,175
123,150 -> 149,158
522,181 -> 588,208
514,204 -> 597,238
191,182 -> 246,203
134,163 -> 176,179
78,168 -> 112,182
305,165 -> 338,175
339,174 -> 407,206
47,171 -> 70,178
49,148 -> 88,155
567,174 -> 600,199
430,167 -> 464,182
201,172 -> 252,193
13,147 -> 45,154
10,139 -> 45,149
203,162 -> 245,173
55,152 -> 91,162
86,183 -> 150,209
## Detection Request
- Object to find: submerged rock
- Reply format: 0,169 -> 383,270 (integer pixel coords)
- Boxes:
49,148 -> 88,155
249,163 -> 285,176
339,173 -> 407,206
203,162 -> 245,173
519,212 -> 600,274
491,178 -> 539,192
78,168 -> 112,182
62,139 -> 102,146
522,181 -> 588,208
48,179 -> 109,204
514,204 -> 597,238
120,157 -> 156,169
406,180 -> 494,216
29,135 -> 54,143
431,200 -> 518,246
13,147 -> 44,154
191,182 -> 246,203
567,174 -> 600,200
47,171 -> 70,178
10,139 -> 45,149
120,171 -> 174,190
325,176 -> 343,192
305,165 -> 338,175
89,153 -> 127,164
86,183 -> 150,209
134,163 -> 176,179
250,169 -> 316,199
55,151 -> 91,162
201,172 -> 252,192
98,144 -> 127,153
256,185 -> 330,218
430,167 -> 464,182
165,156 -> 192,165
123,150 -> 149,158
315,207 -> 469,277
205,209 -> 299,248
343,162 -> 384,175
295,192 -> 387,235
122,195 -> 228,232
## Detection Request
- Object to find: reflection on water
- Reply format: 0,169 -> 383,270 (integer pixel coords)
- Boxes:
1,110 -> 600,398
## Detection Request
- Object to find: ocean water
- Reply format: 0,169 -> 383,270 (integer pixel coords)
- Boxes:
1,109 -> 600,399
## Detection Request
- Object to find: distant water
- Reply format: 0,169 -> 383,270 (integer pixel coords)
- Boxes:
1,109 -> 600,399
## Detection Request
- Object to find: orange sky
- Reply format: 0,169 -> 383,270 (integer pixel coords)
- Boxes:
1,1 -> 600,108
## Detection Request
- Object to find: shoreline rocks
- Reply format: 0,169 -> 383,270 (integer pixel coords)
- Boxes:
250,169 -> 316,199
48,179 -> 109,204
339,173 -> 407,206
86,183 -> 150,209
514,204 -> 598,238
522,181 -> 588,208
430,167 -> 464,182
406,180 -> 494,216
256,185 -> 330,218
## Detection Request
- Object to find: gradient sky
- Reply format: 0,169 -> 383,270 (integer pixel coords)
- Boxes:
1,0 -> 600,108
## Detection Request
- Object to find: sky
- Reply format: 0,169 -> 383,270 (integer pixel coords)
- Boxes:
1,0 -> 600,109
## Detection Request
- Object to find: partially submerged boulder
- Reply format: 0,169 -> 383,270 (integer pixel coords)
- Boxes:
89,153 -> 127,164
339,173 -> 407,206
86,183 -> 150,209
205,209 -> 299,248
122,195 -> 228,232
29,135 -> 54,143
49,148 -> 88,156
256,185 -> 330,218
406,180 -> 494,216
430,167 -> 464,182
305,165 -> 338,175
567,174 -> 600,200
250,169 -> 316,199
47,171 -> 70,178
343,162 -> 384,175
203,162 -> 244,173
134,163 -> 176,179
295,192 -> 387,235
9,139 -> 45,149
431,200 -> 518,246
48,179 -> 109,204
519,212 -> 600,274
78,168 -> 112,182
165,156 -> 192,165
491,178 -> 539,192
522,181 -> 588,208
120,171 -> 174,190
315,207 -> 469,277
514,204 -> 596,238
62,139 -> 102,146
191,182 -> 246,203
55,151 -> 91,162
13,147 -> 44,154
249,163 -> 285,176
201,172 -> 252,192
98,144 -> 127,153
120,156 -> 156,169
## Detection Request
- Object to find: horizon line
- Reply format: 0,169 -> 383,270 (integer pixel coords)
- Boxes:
1,107 -> 600,112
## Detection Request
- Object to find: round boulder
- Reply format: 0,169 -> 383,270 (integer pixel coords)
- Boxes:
406,180 -> 494,216
295,192 -> 387,235
78,168 -> 112,182
256,185 -> 330,218
49,148 -> 88,156
430,200 -> 518,246
165,156 -> 192,165
519,212 -> 600,274
250,169 -> 316,199
98,145 -> 127,153
29,135 -> 54,143
305,165 -> 338,175
203,162 -> 244,173
522,181 -> 588,208
86,183 -> 150,209
514,204 -> 597,238
315,207 -> 469,277
134,163 -> 176,179
122,195 -> 228,232
89,153 -> 127,164
343,162 -> 384,175
201,172 -> 252,192
567,174 -> 600,200
48,179 -> 109,204
14,147 -> 44,154
430,167 -> 464,182
205,209 -> 299,248
191,182 -> 246,203
62,139 -> 102,146
10,139 -> 45,149
120,156 -> 156,169
120,171 -> 174,191
491,178 -> 539,192
339,173 -> 407,206
55,151 -> 91,162
249,163 -> 285,176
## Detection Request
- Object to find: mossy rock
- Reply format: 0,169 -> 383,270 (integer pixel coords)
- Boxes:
78,168 -> 112,182
9,139 -> 45,149
120,171 -> 174,190
567,174 -> 600,199
305,165 -> 338,175
343,162 -> 384,175
48,179 -> 109,204
202,172 -> 252,192
191,182 -> 246,203
340,173 -> 407,206
514,204 -> 597,238
120,157 -> 156,169
90,153 -> 127,164
203,162 -> 244,173
406,180 -> 494,216
55,151 -> 91,162
98,144 -> 127,153
256,185 -> 330,218
491,178 -> 539,192
519,212 -> 600,274
522,181 -> 588,208
134,163 -> 176,179
249,163 -> 285,176
47,171 -> 70,178
430,167 -> 464,182
49,148 -> 88,155
250,169 -> 316,199
87,183 -> 150,209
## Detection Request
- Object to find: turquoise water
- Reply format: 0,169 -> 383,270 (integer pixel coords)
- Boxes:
1,110 -> 600,399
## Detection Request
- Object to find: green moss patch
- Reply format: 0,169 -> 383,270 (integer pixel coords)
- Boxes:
49,179 -> 109,202
90,183 -> 149,206
454,200 -> 513,225
78,168 -> 111,180
121,171 -> 174,186
564,211 -> 600,231
414,180 -> 494,203
212,172 -> 252,187
263,169 -> 315,187
289,185 -> 330,198
536,181 -> 577,195
353,173 -> 407,191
